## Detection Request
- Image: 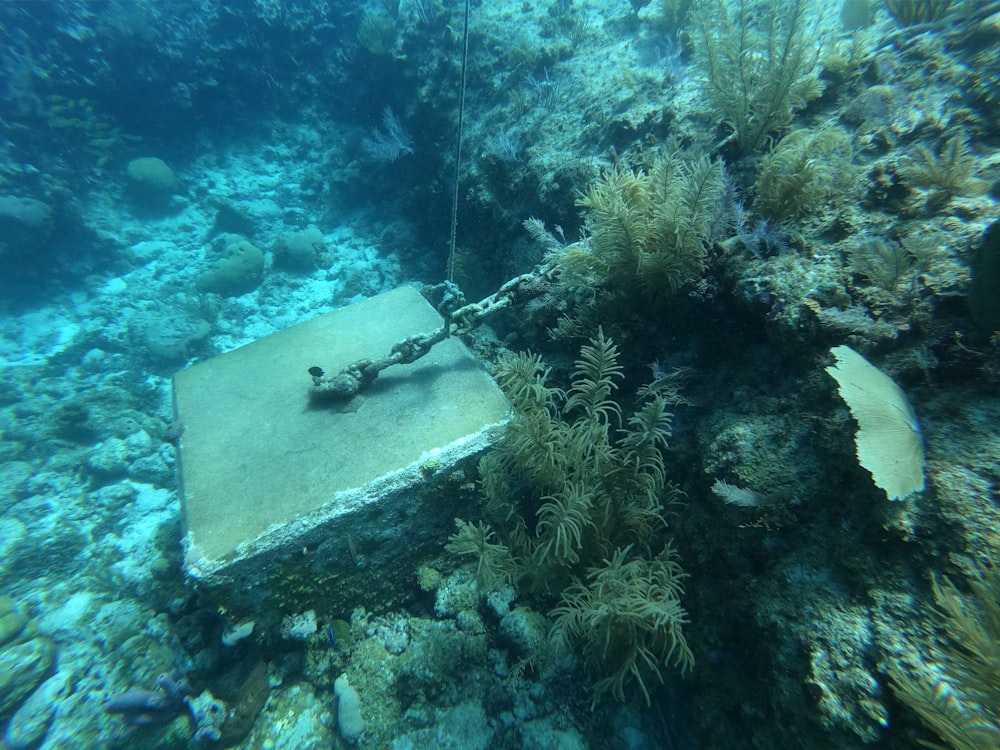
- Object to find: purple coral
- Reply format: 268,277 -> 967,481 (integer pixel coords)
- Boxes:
105,671 -> 226,743
104,671 -> 192,725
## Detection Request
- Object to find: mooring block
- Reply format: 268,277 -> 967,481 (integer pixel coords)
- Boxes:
173,285 -> 509,612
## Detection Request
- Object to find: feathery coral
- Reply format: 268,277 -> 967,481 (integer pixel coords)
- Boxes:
694,0 -> 824,154
899,135 -> 987,199
890,554 -> 1000,749
551,544 -> 693,706
449,333 -> 688,704
753,128 -> 853,222
445,519 -> 518,591
567,150 -> 728,301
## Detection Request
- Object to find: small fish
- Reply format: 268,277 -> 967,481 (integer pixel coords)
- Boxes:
347,535 -> 360,568
327,620 -> 351,656
327,626 -> 339,653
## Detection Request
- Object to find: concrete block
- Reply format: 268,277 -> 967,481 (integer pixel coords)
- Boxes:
173,286 -> 509,613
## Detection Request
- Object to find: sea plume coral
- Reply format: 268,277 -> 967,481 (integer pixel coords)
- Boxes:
564,149 -> 729,301
448,332 -> 688,704
693,0 -> 824,154
889,553 -> 1000,750
551,544 -> 693,706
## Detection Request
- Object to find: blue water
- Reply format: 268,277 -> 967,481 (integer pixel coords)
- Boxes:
1,0 -> 997,748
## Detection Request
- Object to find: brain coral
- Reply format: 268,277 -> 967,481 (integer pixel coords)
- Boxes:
196,236 -> 265,296
125,157 -> 179,195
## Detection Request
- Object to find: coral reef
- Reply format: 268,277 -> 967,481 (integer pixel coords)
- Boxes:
272,226 -> 325,272
0,0 -> 998,747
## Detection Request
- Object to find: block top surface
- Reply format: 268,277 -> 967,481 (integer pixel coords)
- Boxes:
173,285 -> 508,563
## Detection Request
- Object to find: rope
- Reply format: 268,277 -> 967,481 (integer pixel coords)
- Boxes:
446,0 -> 471,283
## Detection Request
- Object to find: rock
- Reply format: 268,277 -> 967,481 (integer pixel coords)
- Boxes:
0,195 -> 52,231
273,226 -> 324,272
3,671 -> 73,750
134,311 -> 211,361
0,610 -> 28,646
0,635 -> 56,716
0,195 -> 53,257
969,219 -> 1000,332
498,606 -> 549,658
